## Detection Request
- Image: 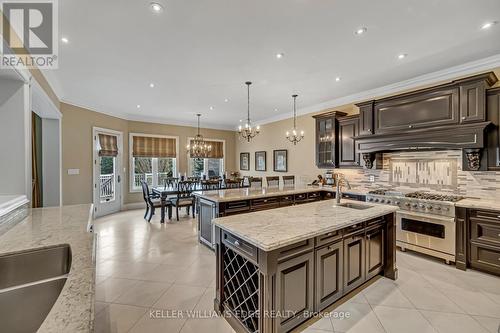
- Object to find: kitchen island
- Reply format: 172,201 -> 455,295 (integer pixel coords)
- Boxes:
213,199 -> 397,333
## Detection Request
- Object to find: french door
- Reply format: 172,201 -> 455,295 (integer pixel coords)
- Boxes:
93,127 -> 123,217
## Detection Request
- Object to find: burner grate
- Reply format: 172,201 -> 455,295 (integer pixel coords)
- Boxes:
405,192 -> 463,202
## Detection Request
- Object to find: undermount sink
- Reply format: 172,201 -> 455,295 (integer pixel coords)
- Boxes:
336,202 -> 373,210
0,245 -> 71,333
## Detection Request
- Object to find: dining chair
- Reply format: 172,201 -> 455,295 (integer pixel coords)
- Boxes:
282,175 -> 295,187
164,177 -> 179,189
171,181 -> 196,221
224,179 -> 241,189
266,176 -> 279,188
250,177 -> 262,189
141,181 -> 163,222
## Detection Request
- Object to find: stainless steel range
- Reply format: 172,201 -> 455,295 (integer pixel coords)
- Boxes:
366,190 -> 464,263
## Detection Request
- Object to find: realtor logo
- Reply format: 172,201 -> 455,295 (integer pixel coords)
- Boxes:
1,0 -> 58,68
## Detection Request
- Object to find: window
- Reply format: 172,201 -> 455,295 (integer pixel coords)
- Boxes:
188,157 -> 224,178
130,134 -> 178,191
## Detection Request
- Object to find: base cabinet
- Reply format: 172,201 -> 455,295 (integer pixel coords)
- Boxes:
276,251 -> 314,333
343,232 -> 366,294
315,241 -> 343,311
365,226 -> 385,280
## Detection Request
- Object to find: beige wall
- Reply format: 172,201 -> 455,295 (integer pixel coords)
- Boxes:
60,103 -> 236,205
235,68 -> 500,184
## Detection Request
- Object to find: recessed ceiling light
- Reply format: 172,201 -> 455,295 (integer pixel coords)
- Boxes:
354,27 -> 367,35
335,77 -> 341,82
239,119 -> 242,122
397,53 -> 408,60
276,53 -> 284,59
481,21 -> 497,30
224,98 -> 229,102
150,2 -> 164,13
209,106 -> 214,110
137,104 -> 141,109
149,83 -> 155,88
61,37 -> 69,44
274,108 -> 279,112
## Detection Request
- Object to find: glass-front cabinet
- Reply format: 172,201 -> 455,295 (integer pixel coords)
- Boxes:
313,111 -> 346,168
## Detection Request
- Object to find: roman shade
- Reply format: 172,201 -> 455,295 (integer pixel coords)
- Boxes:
133,136 -> 176,158
189,140 -> 224,158
98,134 -> 118,157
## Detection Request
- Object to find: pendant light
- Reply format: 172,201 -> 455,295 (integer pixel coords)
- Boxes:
286,94 -> 304,145
238,81 -> 260,142
187,114 -> 212,158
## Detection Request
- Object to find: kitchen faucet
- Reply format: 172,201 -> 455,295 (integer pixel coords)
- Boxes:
335,174 -> 351,204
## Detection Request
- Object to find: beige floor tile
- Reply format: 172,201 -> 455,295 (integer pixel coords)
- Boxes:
362,278 -> 414,309
114,281 -> 172,307
440,288 -> 500,318
420,310 -> 489,333
137,263 -> 188,283
152,284 -> 206,311
347,291 -> 368,304
330,302 -> 384,333
95,301 -> 109,316
373,305 -> 436,333
160,252 -> 200,267
398,279 -> 464,313
307,317 -> 334,332
128,311 -> 186,333
194,287 -> 217,312
94,303 -> 147,333
472,315 -> 500,333
180,317 -> 235,333
95,277 -> 139,302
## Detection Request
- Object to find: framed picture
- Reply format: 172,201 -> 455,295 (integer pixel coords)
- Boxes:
255,151 -> 267,171
273,149 -> 288,172
240,152 -> 250,171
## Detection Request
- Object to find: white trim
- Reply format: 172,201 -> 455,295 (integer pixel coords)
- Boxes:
129,132 -> 180,193
92,127 -> 124,217
257,53 -> 500,126
31,79 -> 61,119
186,137 -> 226,177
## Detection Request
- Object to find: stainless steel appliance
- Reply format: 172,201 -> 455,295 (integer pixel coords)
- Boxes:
324,170 -> 334,185
365,190 -> 463,263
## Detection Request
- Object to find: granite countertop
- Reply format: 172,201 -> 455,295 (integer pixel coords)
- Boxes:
213,199 -> 397,251
456,198 -> 500,211
0,204 -> 96,333
194,185 -> 341,203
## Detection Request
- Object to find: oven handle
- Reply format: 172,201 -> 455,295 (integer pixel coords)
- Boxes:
396,211 -> 456,223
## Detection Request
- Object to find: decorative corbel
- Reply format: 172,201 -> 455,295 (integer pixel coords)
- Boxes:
362,153 -> 375,169
464,148 -> 482,171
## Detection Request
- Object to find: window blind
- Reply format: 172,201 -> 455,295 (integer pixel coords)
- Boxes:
133,136 -> 176,158
98,133 -> 118,157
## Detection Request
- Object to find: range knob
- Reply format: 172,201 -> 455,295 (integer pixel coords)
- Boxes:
419,204 -> 425,209
375,199 -> 380,203
404,202 -> 411,207
380,199 -> 385,203
386,200 -> 392,204
395,201 -> 401,205
435,207 -> 441,211
443,207 -> 450,212
412,203 -> 418,208
368,198 -> 373,202
427,206 -> 433,210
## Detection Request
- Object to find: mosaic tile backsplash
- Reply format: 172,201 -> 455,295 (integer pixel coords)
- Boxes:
337,150 -> 500,199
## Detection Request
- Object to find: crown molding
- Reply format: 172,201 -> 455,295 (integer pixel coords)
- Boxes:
256,53 -> 500,126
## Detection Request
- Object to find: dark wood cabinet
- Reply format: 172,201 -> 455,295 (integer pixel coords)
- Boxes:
486,87 -> 500,170
313,111 -> 346,168
338,115 -> 361,167
365,225 -> 384,280
460,81 -> 487,123
343,231 -> 365,294
315,241 -> 343,311
198,199 -> 217,247
276,251 -> 314,332
356,101 -> 374,136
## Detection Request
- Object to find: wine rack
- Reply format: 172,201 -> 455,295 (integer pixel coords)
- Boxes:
222,246 -> 259,333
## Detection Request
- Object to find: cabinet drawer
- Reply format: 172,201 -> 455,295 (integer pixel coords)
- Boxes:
224,200 -> 250,214
470,218 -> 500,246
316,230 -> 342,248
470,209 -> 500,223
343,223 -> 365,237
366,217 -> 385,227
222,231 -> 258,263
277,239 -> 314,262
470,242 -> 500,276
307,192 -> 321,200
280,195 -> 294,207
323,191 -> 334,199
251,197 -> 279,211
294,193 -> 308,201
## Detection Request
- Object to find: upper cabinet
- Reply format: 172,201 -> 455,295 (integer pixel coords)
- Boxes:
356,101 -> 374,136
486,87 -> 500,170
338,115 -> 360,167
313,111 -> 346,168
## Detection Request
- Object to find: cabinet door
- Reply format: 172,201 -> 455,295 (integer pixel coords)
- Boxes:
315,241 -> 343,311
275,251 -> 314,333
460,81 -> 486,123
365,226 -> 384,280
343,233 -> 365,294
339,116 -> 360,167
486,88 -> 500,170
199,200 -> 216,247
358,102 -> 374,135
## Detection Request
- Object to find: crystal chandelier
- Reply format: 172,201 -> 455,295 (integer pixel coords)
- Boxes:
238,81 -> 260,142
187,114 -> 212,158
286,94 -> 304,145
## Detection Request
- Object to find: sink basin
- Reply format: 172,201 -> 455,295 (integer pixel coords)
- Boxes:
0,245 -> 71,333
336,202 -> 373,210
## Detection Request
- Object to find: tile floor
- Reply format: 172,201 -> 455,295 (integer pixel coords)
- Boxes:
94,209 -> 500,333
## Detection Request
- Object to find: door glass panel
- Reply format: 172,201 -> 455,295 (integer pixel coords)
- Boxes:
99,156 -> 115,203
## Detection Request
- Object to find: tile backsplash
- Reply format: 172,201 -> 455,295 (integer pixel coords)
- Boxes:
337,150 -> 500,199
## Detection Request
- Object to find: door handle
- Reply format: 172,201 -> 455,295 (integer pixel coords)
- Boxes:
117,175 -> 121,183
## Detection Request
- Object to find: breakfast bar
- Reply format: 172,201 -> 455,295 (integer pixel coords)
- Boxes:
213,199 -> 397,333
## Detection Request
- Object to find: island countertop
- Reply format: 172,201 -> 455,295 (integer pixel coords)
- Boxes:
213,199 -> 397,251
0,204 -> 96,333
194,185 -> 338,203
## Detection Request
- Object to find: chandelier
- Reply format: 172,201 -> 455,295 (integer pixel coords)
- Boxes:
238,81 -> 260,142
187,113 -> 212,159
286,94 -> 304,145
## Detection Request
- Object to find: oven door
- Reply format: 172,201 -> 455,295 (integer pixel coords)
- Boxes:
396,211 -> 455,257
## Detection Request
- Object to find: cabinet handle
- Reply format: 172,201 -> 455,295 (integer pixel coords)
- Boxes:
408,125 -> 413,128
234,240 -> 240,247
497,215 -> 500,218
326,232 -> 333,237
367,129 -> 371,132
461,116 -> 466,120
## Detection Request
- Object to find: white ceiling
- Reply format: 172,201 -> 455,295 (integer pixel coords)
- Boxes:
45,0 -> 500,130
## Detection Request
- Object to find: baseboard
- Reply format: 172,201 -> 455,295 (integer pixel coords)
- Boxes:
122,202 -> 145,211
